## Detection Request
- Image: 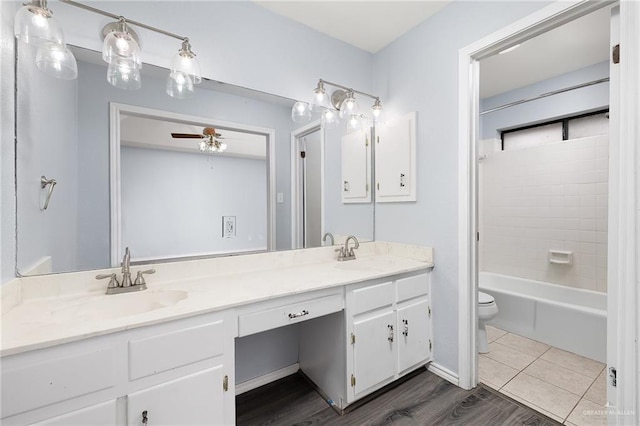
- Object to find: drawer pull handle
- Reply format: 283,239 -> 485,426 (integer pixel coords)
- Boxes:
142,410 -> 148,425
402,319 -> 409,336
288,310 -> 309,319
388,324 -> 394,342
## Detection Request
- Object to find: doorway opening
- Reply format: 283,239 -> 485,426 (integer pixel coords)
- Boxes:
291,122 -> 325,249
457,1 -> 640,424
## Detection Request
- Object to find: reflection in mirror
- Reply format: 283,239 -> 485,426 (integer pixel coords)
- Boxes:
115,108 -> 271,265
16,45 -> 375,276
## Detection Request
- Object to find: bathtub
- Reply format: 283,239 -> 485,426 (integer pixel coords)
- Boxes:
479,272 -> 606,363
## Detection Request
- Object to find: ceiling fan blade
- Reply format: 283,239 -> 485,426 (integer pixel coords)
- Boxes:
171,133 -> 204,139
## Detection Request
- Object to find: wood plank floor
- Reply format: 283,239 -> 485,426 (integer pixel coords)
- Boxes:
236,368 -> 562,425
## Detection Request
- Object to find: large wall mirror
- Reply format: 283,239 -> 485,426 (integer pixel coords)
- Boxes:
16,45 -> 375,276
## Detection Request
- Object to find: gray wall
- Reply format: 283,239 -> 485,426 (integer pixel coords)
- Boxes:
16,44 -> 79,274
121,146 -> 267,259
372,0 -> 551,373
481,61 -> 609,139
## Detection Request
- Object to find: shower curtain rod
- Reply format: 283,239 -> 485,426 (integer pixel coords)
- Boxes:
480,77 -> 610,115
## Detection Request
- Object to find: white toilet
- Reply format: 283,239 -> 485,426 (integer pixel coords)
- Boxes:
478,291 -> 498,353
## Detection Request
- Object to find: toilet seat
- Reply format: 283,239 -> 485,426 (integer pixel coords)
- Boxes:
478,291 -> 495,305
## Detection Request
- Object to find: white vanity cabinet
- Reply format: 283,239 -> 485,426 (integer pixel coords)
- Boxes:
346,272 -> 432,404
127,366 -> 226,426
0,311 -> 235,426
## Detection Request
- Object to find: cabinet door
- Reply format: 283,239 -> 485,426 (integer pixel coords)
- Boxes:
341,129 -> 371,203
127,366 -> 225,426
397,300 -> 431,373
33,400 -> 117,425
352,310 -> 396,398
375,112 -> 416,202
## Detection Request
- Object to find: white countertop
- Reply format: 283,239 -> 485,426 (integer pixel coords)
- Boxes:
0,242 -> 433,357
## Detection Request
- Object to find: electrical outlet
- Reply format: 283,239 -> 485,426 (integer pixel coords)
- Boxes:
277,192 -> 284,203
222,216 -> 236,238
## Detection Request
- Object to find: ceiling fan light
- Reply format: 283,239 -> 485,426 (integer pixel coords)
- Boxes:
35,41 -> 78,80
107,59 -> 141,90
14,1 -> 64,47
170,39 -> 202,85
166,71 -> 194,99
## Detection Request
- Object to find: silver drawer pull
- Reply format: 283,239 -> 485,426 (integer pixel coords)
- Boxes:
142,410 -> 148,425
402,319 -> 409,336
288,310 -> 309,319
388,324 -> 394,342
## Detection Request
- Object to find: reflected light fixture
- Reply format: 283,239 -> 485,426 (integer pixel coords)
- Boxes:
291,79 -> 382,130
291,101 -> 312,123
107,58 -> 141,90
35,41 -> 78,80
169,39 -> 202,85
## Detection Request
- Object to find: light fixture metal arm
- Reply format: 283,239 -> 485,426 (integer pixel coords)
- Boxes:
59,0 -> 187,42
319,78 -> 379,101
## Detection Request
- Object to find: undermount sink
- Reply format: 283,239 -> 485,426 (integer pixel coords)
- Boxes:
51,289 -> 188,322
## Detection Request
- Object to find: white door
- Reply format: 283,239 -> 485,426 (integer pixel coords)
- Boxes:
341,129 -> 370,203
127,366 -> 225,426
397,300 -> 431,373
352,310 -> 396,399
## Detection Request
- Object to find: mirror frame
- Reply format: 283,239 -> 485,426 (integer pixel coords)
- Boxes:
109,102 -> 276,266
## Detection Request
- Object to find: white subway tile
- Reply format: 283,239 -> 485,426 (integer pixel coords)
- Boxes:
580,231 -> 598,243
580,242 -> 598,255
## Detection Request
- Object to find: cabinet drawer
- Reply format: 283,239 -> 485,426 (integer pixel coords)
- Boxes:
397,274 -> 428,303
129,321 -> 225,381
1,348 -> 115,418
239,294 -> 343,337
350,281 -> 394,315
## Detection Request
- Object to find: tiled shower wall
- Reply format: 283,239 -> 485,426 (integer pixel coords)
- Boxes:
479,135 -> 608,292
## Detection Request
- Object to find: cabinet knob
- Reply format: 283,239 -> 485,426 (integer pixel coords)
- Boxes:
388,324 -> 394,342
402,319 -> 409,336
142,410 -> 148,425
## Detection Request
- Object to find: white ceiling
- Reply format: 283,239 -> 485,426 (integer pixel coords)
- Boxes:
254,1 -> 451,53
254,1 -> 611,99
120,116 -> 267,160
479,5 -> 612,98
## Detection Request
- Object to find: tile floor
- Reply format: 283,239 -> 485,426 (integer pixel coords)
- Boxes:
479,326 -> 607,425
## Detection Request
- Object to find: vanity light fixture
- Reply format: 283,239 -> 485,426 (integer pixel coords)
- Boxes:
14,0 -> 78,80
292,79 -> 383,129
14,0 -> 64,47
18,0 -> 203,97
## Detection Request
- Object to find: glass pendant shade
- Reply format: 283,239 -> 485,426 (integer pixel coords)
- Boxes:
14,2 -> 64,47
371,99 -> 383,123
107,59 -> 141,90
102,22 -> 141,68
166,71 -> 194,99
339,91 -> 359,119
321,108 -> 339,128
346,114 -> 363,133
291,101 -> 312,123
35,42 -> 78,80
170,40 -> 202,85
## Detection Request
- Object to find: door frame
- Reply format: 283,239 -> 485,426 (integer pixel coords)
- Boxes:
290,120 -> 325,249
109,102 -> 277,265
457,1 -> 639,422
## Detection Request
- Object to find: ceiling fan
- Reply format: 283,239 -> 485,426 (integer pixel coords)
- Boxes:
171,127 -> 228,154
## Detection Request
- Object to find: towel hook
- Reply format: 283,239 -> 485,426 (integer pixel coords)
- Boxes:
40,176 -> 57,210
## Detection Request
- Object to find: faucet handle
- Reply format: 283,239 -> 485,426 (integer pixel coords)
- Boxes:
334,247 -> 345,258
96,273 -> 119,289
134,269 -> 156,286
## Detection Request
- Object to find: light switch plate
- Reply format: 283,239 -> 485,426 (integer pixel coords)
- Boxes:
277,192 -> 284,203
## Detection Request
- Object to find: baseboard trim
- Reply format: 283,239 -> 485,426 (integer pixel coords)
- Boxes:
235,363 -> 300,395
428,362 -> 459,387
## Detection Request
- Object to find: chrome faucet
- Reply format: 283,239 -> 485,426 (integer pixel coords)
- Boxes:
96,247 -> 155,294
336,235 -> 359,261
121,247 -> 132,287
322,232 -> 335,246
